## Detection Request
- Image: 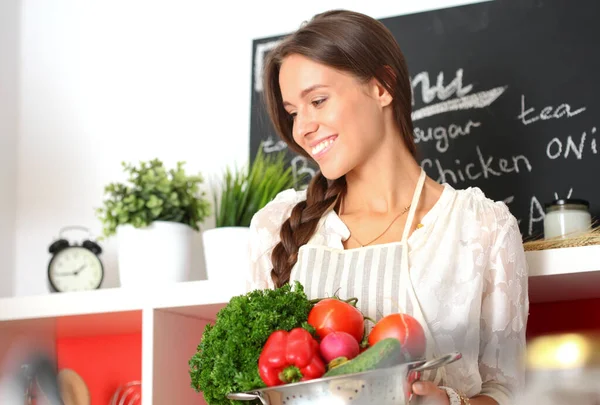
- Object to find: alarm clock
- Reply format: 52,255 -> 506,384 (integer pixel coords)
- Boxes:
48,226 -> 104,293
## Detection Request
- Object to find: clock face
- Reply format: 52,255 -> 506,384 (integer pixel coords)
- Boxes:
48,247 -> 103,292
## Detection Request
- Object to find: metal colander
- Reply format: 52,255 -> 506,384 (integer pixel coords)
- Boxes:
227,351 -> 462,405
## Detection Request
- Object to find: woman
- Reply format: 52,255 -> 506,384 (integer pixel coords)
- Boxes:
247,9 -> 529,405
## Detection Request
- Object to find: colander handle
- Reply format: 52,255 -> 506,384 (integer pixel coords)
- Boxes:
226,392 -> 270,405
411,351 -> 462,373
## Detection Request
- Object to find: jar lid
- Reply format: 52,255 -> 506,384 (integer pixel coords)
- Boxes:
544,198 -> 590,210
527,333 -> 600,370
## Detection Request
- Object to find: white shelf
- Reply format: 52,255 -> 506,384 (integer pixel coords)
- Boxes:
151,278 -> 246,319
0,279 -> 245,325
526,245 -> 600,303
0,287 -> 144,322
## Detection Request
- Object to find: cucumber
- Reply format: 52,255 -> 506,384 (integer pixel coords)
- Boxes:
323,338 -> 404,377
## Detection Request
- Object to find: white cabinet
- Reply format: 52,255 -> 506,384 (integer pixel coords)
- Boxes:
0,280 -> 243,405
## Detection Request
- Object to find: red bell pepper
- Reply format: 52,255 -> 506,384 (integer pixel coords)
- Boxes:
258,327 -> 326,387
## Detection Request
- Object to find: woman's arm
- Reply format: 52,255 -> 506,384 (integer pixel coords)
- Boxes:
440,209 -> 529,405
477,212 -> 530,405
411,204 -> 529,405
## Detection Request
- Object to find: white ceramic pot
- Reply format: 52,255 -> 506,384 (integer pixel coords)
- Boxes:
202,227 -> 250,283
116,221 -> 194,287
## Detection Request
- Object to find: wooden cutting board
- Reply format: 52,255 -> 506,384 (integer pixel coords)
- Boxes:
56,369 -> 90,405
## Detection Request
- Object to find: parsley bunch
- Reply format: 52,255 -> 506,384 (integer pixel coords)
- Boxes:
189,281 -> 313,405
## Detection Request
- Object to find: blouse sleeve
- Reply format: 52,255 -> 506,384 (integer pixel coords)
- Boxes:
478,210 -> 530,405
246,188 -> 306,293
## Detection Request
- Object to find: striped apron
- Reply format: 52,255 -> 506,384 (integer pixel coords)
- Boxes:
290,168 -> 447,386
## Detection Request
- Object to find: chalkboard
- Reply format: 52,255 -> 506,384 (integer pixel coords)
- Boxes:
248,0 -> 600,239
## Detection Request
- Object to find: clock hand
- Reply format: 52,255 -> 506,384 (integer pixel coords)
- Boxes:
55,265 -> 85,276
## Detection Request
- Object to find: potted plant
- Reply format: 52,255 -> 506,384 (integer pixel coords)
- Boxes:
202,149 -> 298,282
96,158 -> 211,287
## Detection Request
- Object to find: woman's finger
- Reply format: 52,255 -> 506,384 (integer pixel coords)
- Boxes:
411,381 -> 449,404
412,380 -> 438,395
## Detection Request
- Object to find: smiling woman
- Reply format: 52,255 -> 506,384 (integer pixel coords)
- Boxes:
247,9 -> 529,405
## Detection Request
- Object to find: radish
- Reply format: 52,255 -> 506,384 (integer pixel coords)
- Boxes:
319,331 -> 360,364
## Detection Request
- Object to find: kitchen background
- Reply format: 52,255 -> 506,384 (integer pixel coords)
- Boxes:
0,0 -> 598,404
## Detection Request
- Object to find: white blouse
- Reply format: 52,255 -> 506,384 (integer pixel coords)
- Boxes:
247,182 -> 530,405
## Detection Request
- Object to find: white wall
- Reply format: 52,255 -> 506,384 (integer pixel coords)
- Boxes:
0,0 -> 20,298
9,0 -> 486,297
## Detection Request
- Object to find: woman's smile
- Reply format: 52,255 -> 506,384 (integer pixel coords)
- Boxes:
310,135 -> 338,159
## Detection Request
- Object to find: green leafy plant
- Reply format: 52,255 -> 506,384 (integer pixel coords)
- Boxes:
188,281 -> 314,405
213,148 -> 299,228
96,158 -> 211,238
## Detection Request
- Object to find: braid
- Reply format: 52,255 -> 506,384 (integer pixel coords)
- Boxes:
270,172 -> 346,288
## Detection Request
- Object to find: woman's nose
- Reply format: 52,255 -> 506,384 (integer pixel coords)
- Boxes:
294,113 -> 319,139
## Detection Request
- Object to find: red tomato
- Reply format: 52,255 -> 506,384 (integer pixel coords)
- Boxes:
308,298 -> 365,343
368,313 -> 426,360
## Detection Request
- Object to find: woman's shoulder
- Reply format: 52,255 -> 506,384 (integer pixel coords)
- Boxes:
248,188 -> 307,256
452,185 -> 512,216
447,184 -> 519,233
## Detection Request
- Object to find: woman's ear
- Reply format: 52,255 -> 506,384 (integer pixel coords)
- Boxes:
372,65 -> 396,107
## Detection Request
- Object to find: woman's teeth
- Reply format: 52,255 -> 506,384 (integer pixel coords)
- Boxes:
312,138 -> 334,155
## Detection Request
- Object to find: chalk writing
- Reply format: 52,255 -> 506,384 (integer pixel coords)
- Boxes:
261,137 -> 288,153
410,69 -> 507,121
412,87 -> 507,121
421,146 -> 532,184
518,95 -> 586,125
528,195 -> 545,236
253,40 -> 283,93
546,127 -> 597,160
411,69 -> 473,104
414,120 -> 481,153
291,156 -> 316,187
554,187 -> 574,201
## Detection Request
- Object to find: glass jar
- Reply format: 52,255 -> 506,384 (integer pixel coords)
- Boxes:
515,333 -> 600,405
544,199 -> 592,239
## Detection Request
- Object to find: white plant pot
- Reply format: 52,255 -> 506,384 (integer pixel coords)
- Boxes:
116,221 -> 194,287
202,227 -> 250,283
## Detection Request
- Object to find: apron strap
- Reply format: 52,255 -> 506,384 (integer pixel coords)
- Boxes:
399,168 -> 447,386
400,169 -> 427,244
397,170 -> 425,315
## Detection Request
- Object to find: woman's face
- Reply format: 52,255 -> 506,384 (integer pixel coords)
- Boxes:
278,54 -> 392,180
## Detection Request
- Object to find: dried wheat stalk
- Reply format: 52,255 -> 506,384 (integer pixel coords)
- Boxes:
523,223 -> 600,251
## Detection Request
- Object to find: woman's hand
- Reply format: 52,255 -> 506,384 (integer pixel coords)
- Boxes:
411,380 -> 450,405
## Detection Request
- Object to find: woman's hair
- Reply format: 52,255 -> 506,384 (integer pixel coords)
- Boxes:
263,9 -> 417,288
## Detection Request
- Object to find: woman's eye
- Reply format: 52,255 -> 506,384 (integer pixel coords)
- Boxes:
312,98 -> 327,107
288,111 -> 297,120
